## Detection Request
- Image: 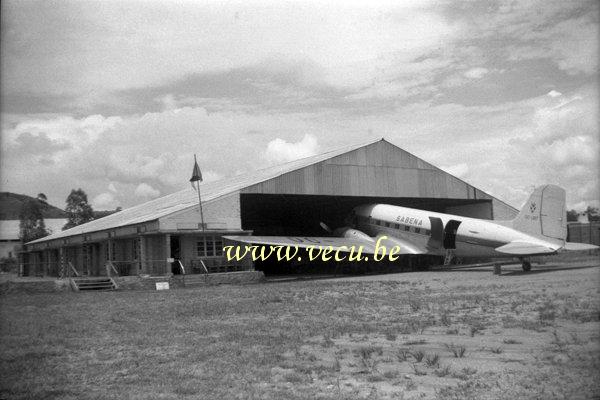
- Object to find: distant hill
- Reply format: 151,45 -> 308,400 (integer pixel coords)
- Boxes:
0,192 -> 67,220
0,192 -> 118,221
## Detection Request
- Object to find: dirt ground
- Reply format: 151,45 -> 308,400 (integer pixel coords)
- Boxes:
1,257 -> 599,399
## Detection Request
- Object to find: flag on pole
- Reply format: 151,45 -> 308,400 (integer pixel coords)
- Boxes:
190,154 -> 205,231
190,154 -> 203,189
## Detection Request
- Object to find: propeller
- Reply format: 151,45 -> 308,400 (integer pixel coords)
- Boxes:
319,221 -> 333,233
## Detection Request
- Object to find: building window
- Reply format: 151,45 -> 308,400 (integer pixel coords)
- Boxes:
197,235 -> 223,257
394,224 -> 400,229
404,225 -> 410,231
197,239 -> 207,257
415,228 -> 421,234
385,222 -> 391,228
206,236 -> 214,256
214,238 -> 223,256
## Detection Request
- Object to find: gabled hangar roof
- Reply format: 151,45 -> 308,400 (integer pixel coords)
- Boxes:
28,138 -> 517,245
27,139 -> 383,244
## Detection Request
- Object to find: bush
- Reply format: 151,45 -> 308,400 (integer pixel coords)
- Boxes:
0,256 -> 18,273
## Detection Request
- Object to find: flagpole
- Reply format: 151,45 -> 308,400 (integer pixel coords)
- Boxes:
193,154 -> 205,232
196,179 -> 205,232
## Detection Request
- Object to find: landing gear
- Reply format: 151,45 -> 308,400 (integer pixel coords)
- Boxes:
522,260 -> 532,272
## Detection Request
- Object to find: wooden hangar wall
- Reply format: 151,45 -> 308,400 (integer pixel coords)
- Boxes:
239,140 -> 517,222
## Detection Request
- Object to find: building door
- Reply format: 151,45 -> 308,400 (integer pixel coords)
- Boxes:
170,235 -> 181,274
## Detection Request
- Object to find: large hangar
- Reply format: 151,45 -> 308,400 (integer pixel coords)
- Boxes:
23,138 -> 517,277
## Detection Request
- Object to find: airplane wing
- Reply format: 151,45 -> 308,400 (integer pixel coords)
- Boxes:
562,242 -> 599,251
494,241 -> 558,255
223,234 -> 427,255
223,235 -> 378,253
376,235 -> 427,255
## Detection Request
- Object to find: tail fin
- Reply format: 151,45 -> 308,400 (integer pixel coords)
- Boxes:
512,185 -> 567,240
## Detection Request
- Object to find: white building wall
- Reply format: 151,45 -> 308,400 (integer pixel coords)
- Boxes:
159,192 -> 242,231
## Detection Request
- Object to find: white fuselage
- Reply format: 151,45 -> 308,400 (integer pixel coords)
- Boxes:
352,204 -> 563,258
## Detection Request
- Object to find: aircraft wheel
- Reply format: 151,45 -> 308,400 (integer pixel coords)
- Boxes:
522,261 -> 532,272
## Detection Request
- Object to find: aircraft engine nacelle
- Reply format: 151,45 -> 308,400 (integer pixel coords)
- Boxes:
335,227 -> 374,243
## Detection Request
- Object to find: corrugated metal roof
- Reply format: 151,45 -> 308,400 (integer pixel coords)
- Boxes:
28,138 -> 381,244
0,219 -> 68,241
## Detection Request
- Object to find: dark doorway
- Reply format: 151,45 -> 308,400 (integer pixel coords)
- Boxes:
170,235 -> 181,274
443,220 -> 462,249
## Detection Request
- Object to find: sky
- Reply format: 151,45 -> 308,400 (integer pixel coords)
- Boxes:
1,0 -> 598,212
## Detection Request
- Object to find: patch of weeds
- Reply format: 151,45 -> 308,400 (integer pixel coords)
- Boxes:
395,348 -> 411,362
366,374 -> 385,382
405,380 -> 417,391
445,343 -> 467,358
385,330 -> 397,342
408,299 -> 422,312
382,370 -> 399,379
411,350 -> 425,362
489,346 -> 503,354
569,332 -> 584,346
434,364 -> 451,377
445,326 -> 459,335
404,338 -> 427,345
333,357 -> 341,372
425,353 -> 440,368
450,367 -> 477,380
503,316 -> 546,332
284,371 -> 305,383
440,309 -> 452,326
502,338 -> 522,345
537,299 -> 557,325
411,363 -> 427,376
322,334 -> 334,348
469,322 -> 485,336
550,330 -> 568,353
356,346 -> 380,372
306,353 -> 317,362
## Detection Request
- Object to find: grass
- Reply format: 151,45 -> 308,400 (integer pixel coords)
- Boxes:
425,353 -> 440,368
1,262 -> 599,399
411,350 -> 425,362
445,343 -> 467,358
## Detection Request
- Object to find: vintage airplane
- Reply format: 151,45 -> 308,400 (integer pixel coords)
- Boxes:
224,185 -> 598,271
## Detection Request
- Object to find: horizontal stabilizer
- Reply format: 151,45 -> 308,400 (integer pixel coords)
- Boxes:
562,242 -> 599,251
495,241 -> 558,255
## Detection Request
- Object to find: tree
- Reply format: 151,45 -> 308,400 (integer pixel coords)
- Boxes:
567,209 -> 579,222
63,189 -> 94,230
19,199 -> 49,242
585,206 -> 599,222
37,193 -> 48,203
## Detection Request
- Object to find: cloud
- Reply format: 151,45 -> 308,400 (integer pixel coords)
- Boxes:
463,67 -> 488,79
92,192 -> 117,209
263,134 -> 319,165
547,90 -> 562,98
441,163 -> 469,178
134,183 -> 160,199
13,132 -> 71,155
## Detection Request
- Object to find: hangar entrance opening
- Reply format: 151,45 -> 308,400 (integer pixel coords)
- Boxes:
239,193 -> 492,275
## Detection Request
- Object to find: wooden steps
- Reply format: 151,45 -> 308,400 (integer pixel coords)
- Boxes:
70,277 -> 117,291
183,274 -> 208,287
